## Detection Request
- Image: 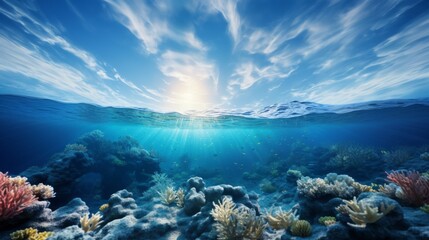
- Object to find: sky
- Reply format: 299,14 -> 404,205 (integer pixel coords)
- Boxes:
0,0 -> 429,113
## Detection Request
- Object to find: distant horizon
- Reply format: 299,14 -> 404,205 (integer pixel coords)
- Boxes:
1,0 -> 429,112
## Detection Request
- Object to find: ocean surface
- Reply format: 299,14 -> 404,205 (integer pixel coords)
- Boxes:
1,94 -> 429,239
2,94 -> 429,176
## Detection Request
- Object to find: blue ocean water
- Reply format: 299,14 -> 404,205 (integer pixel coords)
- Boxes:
2,94 -> 429,239
2,94 -> 429,178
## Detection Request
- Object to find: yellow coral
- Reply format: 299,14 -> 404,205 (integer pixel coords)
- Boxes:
10,228 -> 53,240
31,183 -> 56,200
175,188 -> 185,208
99,203 -> 109,212
80,212 -> 103,233
8,176 -> 28,186
290,220 -> 312,237
318,216 -> 336,226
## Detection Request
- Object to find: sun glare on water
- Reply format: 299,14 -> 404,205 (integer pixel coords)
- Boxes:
165,81 -> 214,114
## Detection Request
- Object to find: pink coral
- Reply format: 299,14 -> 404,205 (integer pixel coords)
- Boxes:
386,170 -> 429,206
0,172 -> 37,221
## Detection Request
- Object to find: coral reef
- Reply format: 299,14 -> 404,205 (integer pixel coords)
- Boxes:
336,196 -> 395,228
211,196 -> 264,240
21,131 -> 160,205
386,170 -> 429,206
318,216 -> 336,226
264,207 -> 298,230
290,220 -> 312,237
0,172 -> 37,221
10,227 -> 53,240
79,213 -> 102,233
297,173 -> 373,199
326,145 -> 379,171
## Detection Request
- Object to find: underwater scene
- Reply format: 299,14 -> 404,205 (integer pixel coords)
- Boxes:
2,0 -> 429,240
1,95 -> 429,240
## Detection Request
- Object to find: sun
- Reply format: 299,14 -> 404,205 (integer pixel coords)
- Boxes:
165,80 -> 214,114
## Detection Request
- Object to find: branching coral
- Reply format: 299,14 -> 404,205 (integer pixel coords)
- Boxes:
175,188 -> 185,208
386,170 -> 429,206
10,227 -> 53,240
0,172 -> 37,221
211,197 -> 265,240
264,207 -> 298,230
80,212 -> 103,233
290,220 -> 312,237
157,186 -> 177,205
327,145 -> 379,170
297,173 -> 374,199
336,197 -> 395,228
31,183 -> 56,200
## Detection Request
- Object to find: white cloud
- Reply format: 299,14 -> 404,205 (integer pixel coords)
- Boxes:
0,0 -> 113,80
0,35 -> 127,105
291,16 -> 429,104
229,62 -> 293,90
159,50 -> 218,87
197,0 -> 241,45
105,0 -> 206,53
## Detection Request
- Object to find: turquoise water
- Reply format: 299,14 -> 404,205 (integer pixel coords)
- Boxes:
2,94 -> 429,182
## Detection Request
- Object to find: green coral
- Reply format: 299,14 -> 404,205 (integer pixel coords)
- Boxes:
290,220 -> 312,237
10,228 -> 53,240
259,180 -> 277,193
420,204 -> 429,213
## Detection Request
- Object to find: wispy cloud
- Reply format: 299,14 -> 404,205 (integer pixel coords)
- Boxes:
0,0 -> 163,105
229,62 -> 294,91
0,0 -> 113,80
205,0 -> 241,45
105,0 -> 206,53
291,15 -> 429,103
159,50 -> 218,87
0,34 -> 129,105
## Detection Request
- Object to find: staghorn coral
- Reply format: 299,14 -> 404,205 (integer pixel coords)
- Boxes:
297,173 -> 374,199
31,183 -> 56,200
144,173 -> 175,199
264,207 -> 298,230
0,172 -> 37,221
175,188 -> 185,208
157,186 -> 177,205
386,170 -> 429,206
290,220 -> 312,237
336,196 -> 395,228
10,227 -> 53,240
211,196 -> 265,240
318,216 -> 336,226
80,212 -> 103,233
